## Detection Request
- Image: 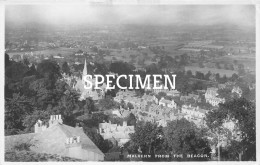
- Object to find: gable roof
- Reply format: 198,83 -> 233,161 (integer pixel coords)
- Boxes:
5,123 -> 104,157
50,123 -> 104,156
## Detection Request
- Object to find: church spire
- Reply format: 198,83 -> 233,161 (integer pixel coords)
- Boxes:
82,59 -> 87,80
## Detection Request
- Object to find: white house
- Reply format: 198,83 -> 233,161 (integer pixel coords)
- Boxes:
159,97 -> 177,109
6,115 -> 104,161
205,87 -> 225,106
232,86 -> 243,98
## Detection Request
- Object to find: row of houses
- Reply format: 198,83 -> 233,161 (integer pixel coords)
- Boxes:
114,90 -> 178,111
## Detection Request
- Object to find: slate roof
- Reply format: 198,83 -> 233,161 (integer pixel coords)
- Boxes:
5,123 -> 104,157
57,124 -> 104,155
160,98 -> 172,104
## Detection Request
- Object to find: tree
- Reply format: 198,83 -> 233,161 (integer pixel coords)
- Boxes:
127,121 -> 165,160
205,71 -> 212,80
98,97 -> 117,111
61,62 -> 70,75
186,70 -> 193,78
5,93 -> 32,135
198,62 -> 204,68
218,75 -> 228,84
126,113 -> 136,126
37,60 -> 61,81
217,88 -> 232,102
230,64 -> 234,70
206,98 -> 255,161
180,53 -> 189,66
5,53 -> 10,67
215,73 -> 220,82
224,63 -> 229,70
230,73 -> 239,82
83,126 -> 113,153
109,61 -> 134,75
215,62 -> 221,69
156,92 -> 167,100
195,71 -> 205,80
25,64 -> 38,77
127,102 -> 134,110
5,58 -> 98,135
238,64 -> 245,75
78,98 -> 96,114
23,58 -> 30,66
135,89 -> 144,97
83,113 -> 108,128
5,61 -> 29,81
164,118 -> 211,161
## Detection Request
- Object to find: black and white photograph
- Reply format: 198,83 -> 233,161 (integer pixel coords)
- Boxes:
2,1 -> 258,162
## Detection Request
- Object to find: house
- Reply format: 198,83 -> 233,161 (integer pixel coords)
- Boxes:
11,54 -> 23,62
206,97 -> 225,107
159,97 -> 177,109
180,105 -> 209,127
231,86 -> 242,98
218,84 -> 227,89
139,103 -> 178,127
180,93 -> 200,103
5,115 -> 104,161
75,50 -> 84,56
111,108 -> 131,118
144,83 -> 172,94
114,90 -> 148,111
181,105 -> 208,119
53,55 -> 64,59
166,89 -> 181,97
99,121 -> 134,146
188,93 -> 201,102
142,93 -> 156,103
205,87 -> 225,106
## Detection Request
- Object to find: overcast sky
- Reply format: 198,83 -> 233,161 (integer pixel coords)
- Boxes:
5,5 -> 255,27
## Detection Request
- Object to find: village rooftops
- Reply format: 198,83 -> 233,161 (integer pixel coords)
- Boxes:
182,104 -> 209,114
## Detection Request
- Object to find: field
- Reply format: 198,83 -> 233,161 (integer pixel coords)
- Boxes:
7,47 -> 89,58
108,48 -> 156,64
214,53 -> 255,72
185,66 -> 238,77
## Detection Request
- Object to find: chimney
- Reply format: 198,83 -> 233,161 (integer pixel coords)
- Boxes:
49,114 -> 63,127
123,121 -> 127,127
34,119 -> 46,133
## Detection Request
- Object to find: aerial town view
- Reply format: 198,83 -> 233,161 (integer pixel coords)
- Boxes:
4,4 -> 256,162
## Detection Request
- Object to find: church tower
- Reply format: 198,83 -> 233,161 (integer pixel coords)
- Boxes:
82,59 -> 88,81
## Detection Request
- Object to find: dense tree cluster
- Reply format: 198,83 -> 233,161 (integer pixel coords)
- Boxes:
206,98 -> 255,161
126,119 -> 211,161
5,55 -> 95,135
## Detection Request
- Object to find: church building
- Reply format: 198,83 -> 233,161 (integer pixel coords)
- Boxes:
74,59 -> 107,101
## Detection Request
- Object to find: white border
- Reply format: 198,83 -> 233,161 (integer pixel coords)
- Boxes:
0,1 -> 259,165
